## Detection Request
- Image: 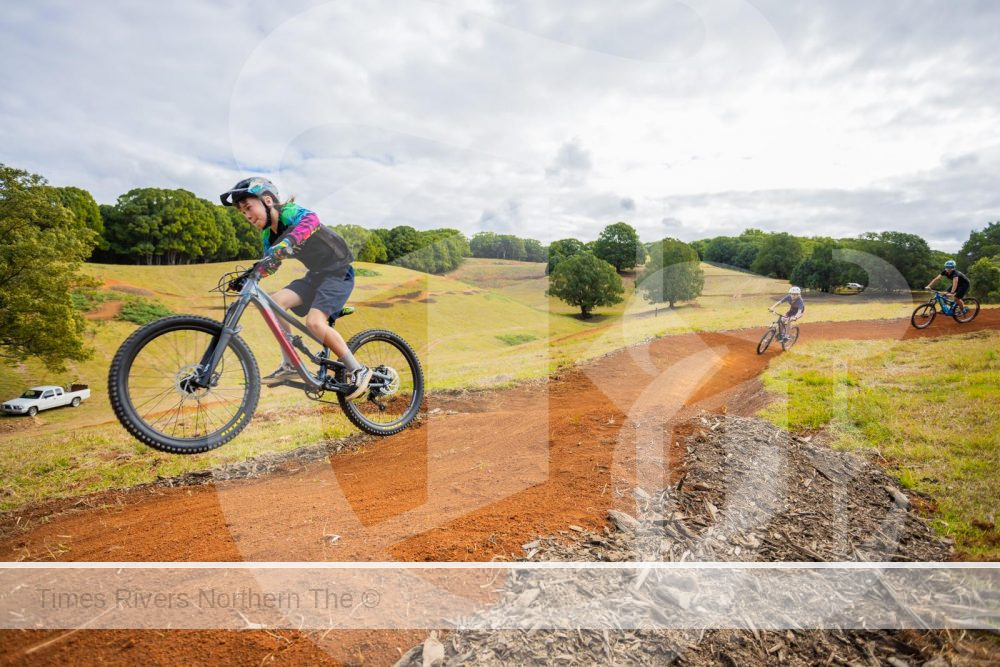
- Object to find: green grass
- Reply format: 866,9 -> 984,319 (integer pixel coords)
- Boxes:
496,333 -> 539,346
1,257 -> 994,513
760,330 -> 1000,559
0,400 -> 358,511
116,299 -> 174,325
71,288 -> 113,312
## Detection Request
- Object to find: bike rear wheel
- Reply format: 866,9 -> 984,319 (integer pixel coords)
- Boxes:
910,304 -> 936,329
108,315 -> 260,454
952,297 -> 980,323
782,326 -> 800,351
338,329 -> 424,436
757,328 -> 776,355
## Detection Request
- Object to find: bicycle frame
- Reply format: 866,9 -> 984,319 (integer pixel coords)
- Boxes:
769,312 -> 788,336
192,273 -> 344,392
928,291 -> 958,315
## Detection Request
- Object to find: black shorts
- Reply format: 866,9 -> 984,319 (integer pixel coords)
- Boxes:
954,283 -> 969,299
286,266 -> 355,320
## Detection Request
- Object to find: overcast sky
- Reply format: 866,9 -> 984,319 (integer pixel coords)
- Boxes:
3,0 -> 999,251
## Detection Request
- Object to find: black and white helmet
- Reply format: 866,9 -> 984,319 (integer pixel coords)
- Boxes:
220,177 -> 279,207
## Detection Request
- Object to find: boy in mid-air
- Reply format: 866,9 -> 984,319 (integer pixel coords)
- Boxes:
220,177 -> 370,399
769,286 -> 805,342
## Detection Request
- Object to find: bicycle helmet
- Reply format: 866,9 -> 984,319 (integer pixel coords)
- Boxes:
943,260 -> 956,269
220,177 -> 279,207
789,286 -> 802,295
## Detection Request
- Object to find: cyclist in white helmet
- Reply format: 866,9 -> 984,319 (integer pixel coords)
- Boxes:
769,286 -> 805,343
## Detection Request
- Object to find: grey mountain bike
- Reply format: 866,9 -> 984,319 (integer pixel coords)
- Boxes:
108,265 -> 424,454
757,311 -> 799,354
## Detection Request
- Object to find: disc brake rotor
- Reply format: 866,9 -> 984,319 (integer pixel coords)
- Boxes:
377,365 -> 401,398
175,364 -> 211,399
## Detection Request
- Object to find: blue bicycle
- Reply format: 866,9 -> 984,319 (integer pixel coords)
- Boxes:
911,290 -> 980,329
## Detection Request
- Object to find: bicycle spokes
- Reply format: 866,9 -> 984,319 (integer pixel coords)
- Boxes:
126,327 -> 251,441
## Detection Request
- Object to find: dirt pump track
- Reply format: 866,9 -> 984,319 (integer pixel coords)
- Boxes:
1,310 -> 998,664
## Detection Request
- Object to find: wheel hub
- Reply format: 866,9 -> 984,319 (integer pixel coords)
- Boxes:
176,364 -> 211,399
377,365 -> 400,397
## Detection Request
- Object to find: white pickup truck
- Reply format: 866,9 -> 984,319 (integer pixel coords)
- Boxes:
2,385 -> 90,417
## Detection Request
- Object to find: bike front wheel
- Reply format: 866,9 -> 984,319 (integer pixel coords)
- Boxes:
108,315 -> 260,454
338,329 -> 424,436
910,304 -> 936,329
757,327 -> 776,355
952,297 -> 980,323
782,326 -> 800,351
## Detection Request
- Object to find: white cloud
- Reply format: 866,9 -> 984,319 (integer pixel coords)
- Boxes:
2,0 -> 998,250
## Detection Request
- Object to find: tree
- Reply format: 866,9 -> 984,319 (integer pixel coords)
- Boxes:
358,233 -> 388,263
547,238 -> 586,274
54,186 -> 107,251
497,234 -> 525,260
789,239 -> 850,293
690,238 -> 710,261
470,232 -> 500,258
224,207 -> 263,260
523,239 -> 547,263
698,232 -> 764,270
334,224 -> 388,263
593,221 -> 642,272
385,226 -> 423,263
968,256 -> 1000,302
959,222 -> 1000,270
733,242 -> 759,270
752,232 -> 803,279
102,188 -> 224,265
849,231 -> 934,291
637,238 -> 705,308
547,253 -> 624,318
703,236 -> 742,266
0,164 -> 98,370
392,228 -> 468,273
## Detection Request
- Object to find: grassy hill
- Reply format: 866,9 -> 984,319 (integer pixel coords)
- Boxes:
1,258 -> 938,439
0,257 -> 957,510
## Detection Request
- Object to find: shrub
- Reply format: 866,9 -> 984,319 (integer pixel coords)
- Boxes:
117,300 -> 174,325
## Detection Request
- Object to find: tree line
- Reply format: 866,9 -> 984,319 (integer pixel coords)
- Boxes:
4,161 -> 999,369
690,228 -> 995,294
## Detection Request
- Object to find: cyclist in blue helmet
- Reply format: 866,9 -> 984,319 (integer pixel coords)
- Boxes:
221,177 -> 371,398
925,259 -> 970,314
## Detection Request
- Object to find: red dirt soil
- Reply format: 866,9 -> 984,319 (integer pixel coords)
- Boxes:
1,310 -> 997,664
84,300 -> 124,321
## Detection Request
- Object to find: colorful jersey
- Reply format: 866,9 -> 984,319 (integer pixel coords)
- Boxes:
940,269 -> 970,290
777,294 -> 805,316
259,202 -> 353,278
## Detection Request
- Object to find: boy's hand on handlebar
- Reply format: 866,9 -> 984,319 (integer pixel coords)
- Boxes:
256,255 -> 279,276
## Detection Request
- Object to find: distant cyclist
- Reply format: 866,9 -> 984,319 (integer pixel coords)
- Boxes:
925,260 -> 970,313
769,286 -> 805,343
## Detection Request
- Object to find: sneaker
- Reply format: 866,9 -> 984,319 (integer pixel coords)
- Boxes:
344,366 -> 372,400
262,362 -> 297,386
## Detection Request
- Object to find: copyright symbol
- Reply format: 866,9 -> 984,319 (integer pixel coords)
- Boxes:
362,589 -> 380,608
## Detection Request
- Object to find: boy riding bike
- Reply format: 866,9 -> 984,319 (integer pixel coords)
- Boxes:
220,177 -> 370,399
925,260 -> 970,313
769,286 -> 805,343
